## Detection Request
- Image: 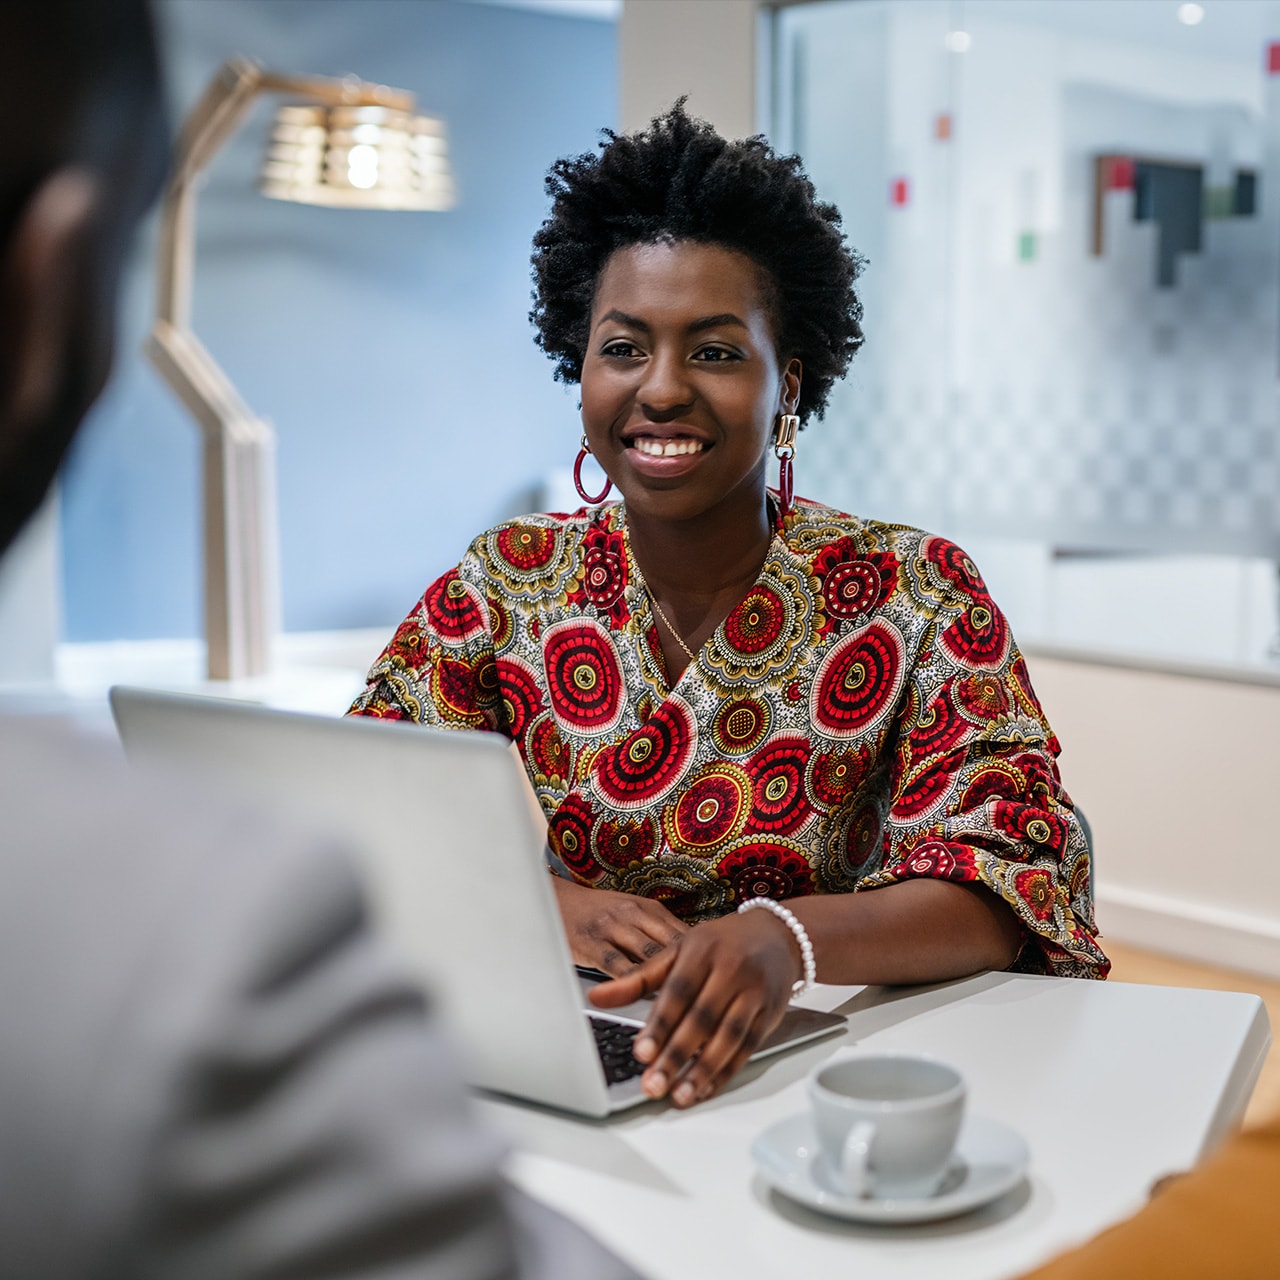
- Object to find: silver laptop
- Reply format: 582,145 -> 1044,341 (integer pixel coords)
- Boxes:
110,687 -> 846,1117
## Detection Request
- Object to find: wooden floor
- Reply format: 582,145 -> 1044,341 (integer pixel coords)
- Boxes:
1106,940 -> 1280,1127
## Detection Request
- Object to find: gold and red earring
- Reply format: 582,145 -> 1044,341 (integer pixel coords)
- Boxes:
774,414 -> 799,515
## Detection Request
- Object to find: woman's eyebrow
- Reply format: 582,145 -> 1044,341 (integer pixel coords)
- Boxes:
597,308 -> 648,330
688,313 -> 748,333
594,309 -> 750,333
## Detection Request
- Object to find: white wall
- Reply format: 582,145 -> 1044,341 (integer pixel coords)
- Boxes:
1029,650 -> 1280,978
619,0 -> 756,136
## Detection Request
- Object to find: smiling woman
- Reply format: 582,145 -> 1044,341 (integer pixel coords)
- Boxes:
350,105 -> 1107,1109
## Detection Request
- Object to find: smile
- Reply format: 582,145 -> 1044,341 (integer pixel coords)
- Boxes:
630,438 -> 707,458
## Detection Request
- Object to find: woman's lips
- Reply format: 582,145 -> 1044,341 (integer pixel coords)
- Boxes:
633,437 -> 705,458
623,434 -> 710,478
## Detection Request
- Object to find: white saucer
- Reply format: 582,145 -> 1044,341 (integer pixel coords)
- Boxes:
751,1112 -> 1029,1224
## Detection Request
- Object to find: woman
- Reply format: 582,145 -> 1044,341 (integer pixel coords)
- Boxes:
351,105 -> 1106,1108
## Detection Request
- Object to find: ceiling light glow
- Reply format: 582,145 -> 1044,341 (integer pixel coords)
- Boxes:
1177,3 -> 1205,25
944,30 -> 972,53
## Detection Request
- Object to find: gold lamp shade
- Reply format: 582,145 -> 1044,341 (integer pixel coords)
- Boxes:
260,103 -> 455,211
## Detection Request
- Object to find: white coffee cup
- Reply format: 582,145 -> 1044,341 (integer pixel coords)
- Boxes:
806,1055 -> 966,1200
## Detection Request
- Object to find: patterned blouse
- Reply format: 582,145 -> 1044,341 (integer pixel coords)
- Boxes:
350,498 -> 1108,980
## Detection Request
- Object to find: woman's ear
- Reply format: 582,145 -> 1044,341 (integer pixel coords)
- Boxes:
780,357 -> 802,417
0,169 -> 101,436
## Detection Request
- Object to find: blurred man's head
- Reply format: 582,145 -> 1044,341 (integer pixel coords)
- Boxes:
0,0 -> 166,556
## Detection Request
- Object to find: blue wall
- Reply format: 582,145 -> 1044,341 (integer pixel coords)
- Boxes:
60,0 -> 616,640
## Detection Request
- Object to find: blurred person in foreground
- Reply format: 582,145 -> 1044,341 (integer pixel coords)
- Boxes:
0,5 -> 641,1278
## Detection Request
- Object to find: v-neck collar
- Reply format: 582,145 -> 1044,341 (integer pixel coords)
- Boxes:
614,502 -> 787,699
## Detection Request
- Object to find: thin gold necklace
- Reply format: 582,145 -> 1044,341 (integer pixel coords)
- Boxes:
622,501 -> 779,667
627,554 -> 698,663
647,588 -> 699,664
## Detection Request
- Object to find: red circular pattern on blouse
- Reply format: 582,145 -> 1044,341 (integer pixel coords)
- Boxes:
941,601 -> 1010,669
748,736 -> 813,834
1009,750 -> 1055,800
811,622 -> 905,738
475,654 -> 499,698
386,616 -> 429,667
822,553 -> 898,621
488,597 -> 513,652
808,748 -> 867,809
891,759 -> 960,821
527,713 -> 570,781
723,585 -> 786,656
495,656 -> 543,741
908,686 -> 969,757
543,620 -> 624,735
710,697 -> 770,756
549,795 -> 600,879
716,840 -> 814,904
1015,866 -> 1056,921
423,573 -> 486,641
667,765 -> 751,853
960,761 -> 1025,809
593,697 -> 696,810
955,672 -> 1008,721
926,537 -> 988,596
594,816 -> 657,868
433,658 -> 480,719
581,529 -> 627,611
992,800 -> 1067,854
899,839 -> 977,882
494,525 -> 558,572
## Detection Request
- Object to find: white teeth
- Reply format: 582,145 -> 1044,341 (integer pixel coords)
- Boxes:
634,438 -> 705,458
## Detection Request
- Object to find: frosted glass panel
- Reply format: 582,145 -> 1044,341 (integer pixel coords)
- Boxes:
774,0 -> 1280,562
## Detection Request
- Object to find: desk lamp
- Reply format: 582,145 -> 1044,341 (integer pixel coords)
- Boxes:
147,56 -> 453,679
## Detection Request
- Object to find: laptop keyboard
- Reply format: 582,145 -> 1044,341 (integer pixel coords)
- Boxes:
590,1016 -> 645,1085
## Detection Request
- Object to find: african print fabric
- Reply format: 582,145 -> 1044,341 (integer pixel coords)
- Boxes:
350,497 -> 1108,979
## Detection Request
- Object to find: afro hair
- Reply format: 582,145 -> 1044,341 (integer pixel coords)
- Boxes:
529,102 -> 864,424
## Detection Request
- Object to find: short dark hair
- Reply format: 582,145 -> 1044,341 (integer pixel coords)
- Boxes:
530,102 -> 864,424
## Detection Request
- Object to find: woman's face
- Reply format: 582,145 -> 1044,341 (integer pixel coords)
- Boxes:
580,240 -> 801,526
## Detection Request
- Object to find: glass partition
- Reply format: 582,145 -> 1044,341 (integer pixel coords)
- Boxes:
771,0 -> 1280,669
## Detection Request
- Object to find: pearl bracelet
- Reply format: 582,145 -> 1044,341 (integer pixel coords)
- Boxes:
737,896 -> 816,997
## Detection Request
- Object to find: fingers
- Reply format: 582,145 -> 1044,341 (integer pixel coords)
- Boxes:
686,1008 -> 767,1104
627,914 -> 797,1106
588,947 -> 675,1007
555,882 -> 690,975
637,966 -> 729,1103
592,922 -> 671,976
624,899 -> 691,950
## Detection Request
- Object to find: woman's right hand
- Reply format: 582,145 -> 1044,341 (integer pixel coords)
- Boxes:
550,876 -> 689,976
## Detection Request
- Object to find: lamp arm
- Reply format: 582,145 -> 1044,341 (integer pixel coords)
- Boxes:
154,58 -> 265,329
146,322 -> 262,442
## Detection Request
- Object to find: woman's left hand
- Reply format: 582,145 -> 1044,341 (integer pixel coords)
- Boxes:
588,908 -> 803,1107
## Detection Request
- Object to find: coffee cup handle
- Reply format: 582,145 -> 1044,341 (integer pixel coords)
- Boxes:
840,1120 -> 876,1198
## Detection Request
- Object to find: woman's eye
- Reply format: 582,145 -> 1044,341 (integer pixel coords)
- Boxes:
601,341 -> 641,359
693,346 -> 740,363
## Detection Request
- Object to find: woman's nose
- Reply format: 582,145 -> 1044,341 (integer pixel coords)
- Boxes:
638,348 -> 694,419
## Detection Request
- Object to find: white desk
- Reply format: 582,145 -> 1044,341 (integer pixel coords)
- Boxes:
477,972 -> 1270,1280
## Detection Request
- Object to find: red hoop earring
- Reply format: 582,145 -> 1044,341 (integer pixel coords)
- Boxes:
774,414 -> 799,516
574,435 -> 613,504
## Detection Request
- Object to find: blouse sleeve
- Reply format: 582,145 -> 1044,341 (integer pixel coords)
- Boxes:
855,539 -> 1108,979
348,547 -> 506,735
